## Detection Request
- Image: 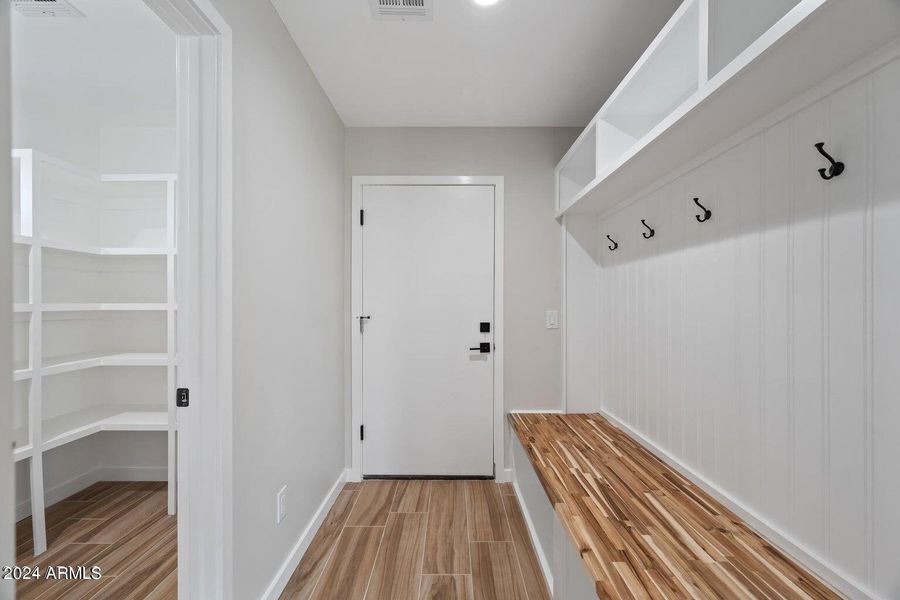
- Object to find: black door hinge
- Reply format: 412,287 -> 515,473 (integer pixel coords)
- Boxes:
360,425 -> 365,441
360,209 -> 364,226
176,388 -> 189,408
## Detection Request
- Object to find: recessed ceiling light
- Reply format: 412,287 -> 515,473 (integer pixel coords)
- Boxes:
472,0 -> 501,6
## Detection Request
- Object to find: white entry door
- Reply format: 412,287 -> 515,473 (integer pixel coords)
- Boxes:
360,184 -> 495,477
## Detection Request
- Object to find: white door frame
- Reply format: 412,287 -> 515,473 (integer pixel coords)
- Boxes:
350,176 -> 506,482
141,1 -> 233,598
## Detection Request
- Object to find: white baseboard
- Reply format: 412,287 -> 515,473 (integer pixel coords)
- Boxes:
511,479 -> 554,593
99,466 -> 167,482
15,465 -> 167,521
259,469 -> 349,600
599,409 -> 877,600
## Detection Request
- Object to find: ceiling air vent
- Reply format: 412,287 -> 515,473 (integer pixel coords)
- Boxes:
13,0 -> 84,18
369,0 -> 432,22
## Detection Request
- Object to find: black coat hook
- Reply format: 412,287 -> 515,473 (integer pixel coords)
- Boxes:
606,235 -> 618,251
693,197 -> 712,223
641,219 -> 655,239
815,142 -> 845,180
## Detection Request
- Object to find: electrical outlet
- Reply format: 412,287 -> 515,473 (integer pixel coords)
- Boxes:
276,486 -> 287,524
545,310 -> 559,329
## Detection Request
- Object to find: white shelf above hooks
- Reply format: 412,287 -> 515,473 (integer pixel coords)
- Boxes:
555,0 -> 900,218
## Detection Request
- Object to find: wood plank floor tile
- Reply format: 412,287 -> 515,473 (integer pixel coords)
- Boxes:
15,543 -> 108,600
90,512 -> 176,576
470,542 -> 526,600
31,576 -> 116,600
64,481 -> 126,503
423,481 -> 470,575
83,489 -> 168,544
347,481 -> 398,527
70,487 -> 152,520
143,569 -> 177,600
29,519 -> 105,551
498,484 -> 515,497
280,490 -> 359,600
501,496 -> 549,600
288,479 -> 551,600
419,575 -> 474,600
466,481 -> 510,542
391,481 -> 431,513
343,482 -> 362,491
15,482 -> 175,600
365,512 -> 427,600
309,527 -> 384,600
90,526 -> 177,600
16,501 -> 94,548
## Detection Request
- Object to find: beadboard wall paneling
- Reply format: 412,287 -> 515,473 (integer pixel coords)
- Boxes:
571,55 -> 900,599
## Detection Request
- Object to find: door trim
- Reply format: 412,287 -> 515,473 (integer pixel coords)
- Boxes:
350,176 -> 505,482
142,1 -> 234,597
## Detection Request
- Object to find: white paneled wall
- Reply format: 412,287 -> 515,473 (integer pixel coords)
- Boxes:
567,54 -> 900,599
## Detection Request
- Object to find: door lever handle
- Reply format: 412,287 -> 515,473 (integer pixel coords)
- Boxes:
358,315 -> 371,333
469,342 -> 491,353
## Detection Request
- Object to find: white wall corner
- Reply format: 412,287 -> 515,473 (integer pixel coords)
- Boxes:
258,469 -> 350,600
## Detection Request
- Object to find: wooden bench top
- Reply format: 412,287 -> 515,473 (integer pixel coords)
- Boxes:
509,412 -> 842,600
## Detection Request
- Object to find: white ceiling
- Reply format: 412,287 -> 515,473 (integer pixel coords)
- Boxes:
271,0 -> 680,127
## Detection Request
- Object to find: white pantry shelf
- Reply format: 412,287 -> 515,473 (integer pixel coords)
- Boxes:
41,239 -> 171,256
41,303 -> 173,312
14,366 -> 33,382
11,149 -> 180,553
41,352 -> 170,377
41,405 -> 168,453
13,440 -> 32,462
557,0 -> 900,217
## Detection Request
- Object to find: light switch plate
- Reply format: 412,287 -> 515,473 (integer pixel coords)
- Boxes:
546,310 -> 559,329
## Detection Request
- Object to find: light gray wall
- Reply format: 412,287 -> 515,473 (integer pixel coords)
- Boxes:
346,127 -> 578,466
0,3 -> 13,598
207,1 -> 347,599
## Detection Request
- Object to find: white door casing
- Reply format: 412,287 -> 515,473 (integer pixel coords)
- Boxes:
350,176 -> 505,481
143,1 -> 233,598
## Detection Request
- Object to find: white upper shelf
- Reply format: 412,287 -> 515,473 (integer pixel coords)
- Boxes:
14,405 -> 168,461
41,405 -> 168,454
42,352 -> 170,377
556,0 -> 900,217
41,303 -> 173,312
15,235 -> 171,256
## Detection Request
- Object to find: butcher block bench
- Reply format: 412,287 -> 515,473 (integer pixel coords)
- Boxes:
508,412 -> 842,600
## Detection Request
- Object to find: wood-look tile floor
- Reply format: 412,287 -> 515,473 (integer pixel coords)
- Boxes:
14,481 -> 177,600
280,480 -> 551,600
